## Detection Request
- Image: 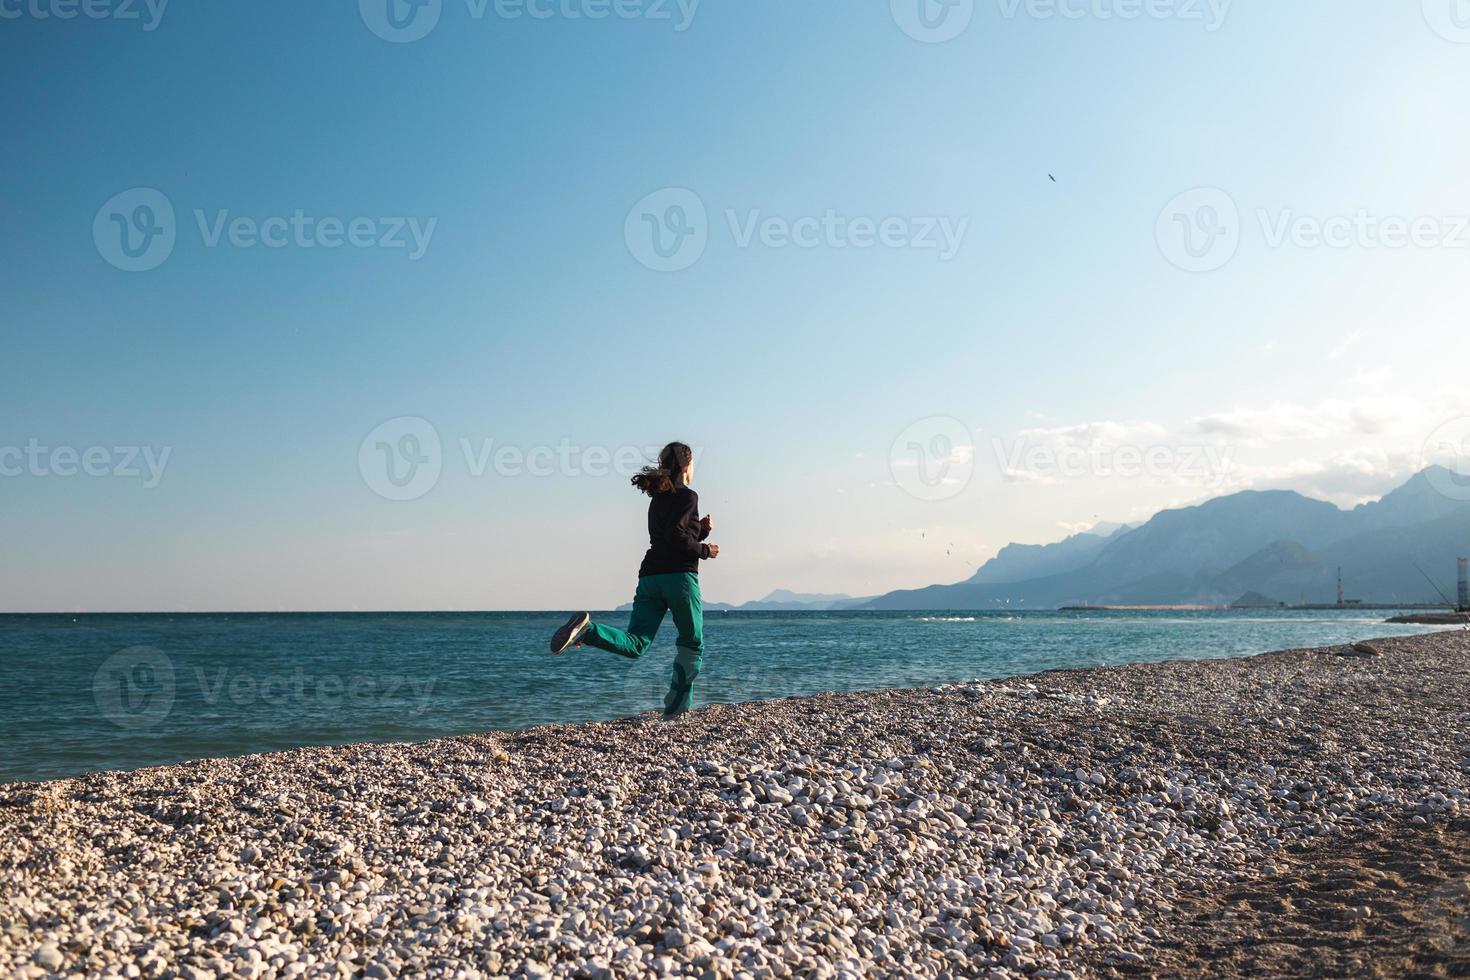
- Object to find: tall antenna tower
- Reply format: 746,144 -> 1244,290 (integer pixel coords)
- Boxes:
1336,567 -> 1344,607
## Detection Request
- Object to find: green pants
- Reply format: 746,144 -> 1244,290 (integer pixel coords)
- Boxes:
583,572 -> 704,717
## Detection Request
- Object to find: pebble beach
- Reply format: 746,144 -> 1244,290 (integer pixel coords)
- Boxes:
2,630 -> 1467,978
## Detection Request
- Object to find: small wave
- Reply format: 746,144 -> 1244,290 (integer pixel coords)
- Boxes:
917,616 -> 978,623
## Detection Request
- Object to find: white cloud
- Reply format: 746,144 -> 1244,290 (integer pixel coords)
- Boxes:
999,467 -> 1054,485
1187,402 -> 1343,443
1016,419 -> 1168,447
989,387 -> 1470,506
1329,327 -> 1382,361
1212,449 -> 1417,506
1055,520 -> 1091,535
1185,391 -> 1435,447
889,444 -> 976,469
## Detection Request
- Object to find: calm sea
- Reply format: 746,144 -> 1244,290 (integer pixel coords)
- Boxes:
0,609 -> 1447,784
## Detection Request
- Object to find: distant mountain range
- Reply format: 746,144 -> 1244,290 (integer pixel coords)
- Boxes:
864,467 -> 1470,610
731,589 -> 873,611
617,589 -> 871,613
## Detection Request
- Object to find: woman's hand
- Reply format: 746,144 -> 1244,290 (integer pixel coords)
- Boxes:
706,544 -> 720,559
700,515 -> 713,534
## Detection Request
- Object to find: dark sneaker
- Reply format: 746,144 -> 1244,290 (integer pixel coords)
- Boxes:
549,612 -> 591,654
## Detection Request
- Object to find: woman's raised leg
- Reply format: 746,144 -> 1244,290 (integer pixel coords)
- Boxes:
581,579 -> 666,659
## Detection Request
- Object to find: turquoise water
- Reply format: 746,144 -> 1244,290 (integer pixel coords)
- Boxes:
0,610 -> 1447,784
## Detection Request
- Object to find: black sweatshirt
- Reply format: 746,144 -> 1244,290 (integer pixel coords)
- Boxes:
638,486 -> 711,577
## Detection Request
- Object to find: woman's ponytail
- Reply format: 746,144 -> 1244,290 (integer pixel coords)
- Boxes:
630,466 -> 675,496
631,442 -> 693,497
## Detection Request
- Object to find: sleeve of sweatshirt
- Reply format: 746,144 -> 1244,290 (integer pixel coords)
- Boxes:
674,491 -> 710,560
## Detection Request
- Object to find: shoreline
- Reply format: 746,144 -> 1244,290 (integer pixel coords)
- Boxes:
1386,611 -> 1470,625
2,632 -> 1466,977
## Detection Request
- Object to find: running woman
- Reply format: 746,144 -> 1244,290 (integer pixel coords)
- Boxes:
549,442 -> 719,717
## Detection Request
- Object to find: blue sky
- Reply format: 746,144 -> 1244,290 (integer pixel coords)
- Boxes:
5,0 -> 1470,610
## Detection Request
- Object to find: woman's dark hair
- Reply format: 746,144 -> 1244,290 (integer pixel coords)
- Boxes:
631,442 -> 693,496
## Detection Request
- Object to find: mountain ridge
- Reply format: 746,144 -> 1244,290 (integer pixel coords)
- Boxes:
865,467 -> 1470,610
616,589 -> 872,613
